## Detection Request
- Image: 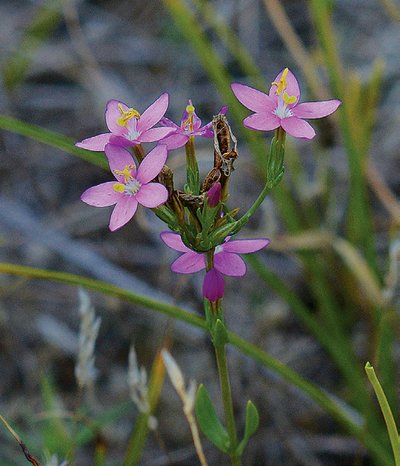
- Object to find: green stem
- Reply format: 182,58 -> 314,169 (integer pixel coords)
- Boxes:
211,301 -> 241,466
185,136 -> 200,194
365,362 -> 400,466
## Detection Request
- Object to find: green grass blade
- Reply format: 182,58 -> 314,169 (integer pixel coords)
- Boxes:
0,261 -> 391,463
0,114 -> 108,169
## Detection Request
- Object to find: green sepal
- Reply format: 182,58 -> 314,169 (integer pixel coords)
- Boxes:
266,137 -> 285,188
195,384 -> 230,453
213,318 -> 228,346
235,400 -> 260,456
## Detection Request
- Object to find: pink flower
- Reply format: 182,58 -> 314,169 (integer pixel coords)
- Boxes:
160,232 -> 270,300
76,93 -> 174,151
231,68 -> 341,139
81,144 -> 168,231
158,100 -> 227,150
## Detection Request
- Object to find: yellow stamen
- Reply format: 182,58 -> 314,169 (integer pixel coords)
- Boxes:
117,103 -> 140,127
271,67 -> 289,95
113,183 -> 126,193
283,92 -> 296,105
113,164 -> 135,183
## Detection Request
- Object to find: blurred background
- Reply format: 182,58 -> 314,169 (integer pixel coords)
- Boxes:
0,0 -> 399,465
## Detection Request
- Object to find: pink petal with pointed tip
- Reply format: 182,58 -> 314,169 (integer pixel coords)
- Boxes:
105,144 -> 136,181
281,116 -> 316,139
231,83 -> 275,113
137,93 -> 169,132
135,183 -> 168,208
81,181 -> 121,207
109,196 -> 138,231
138,127 -> 175,143
222,238 -> 270,254
160,232 -> 191,253
203,269 -> 224,301
171,252 -> 205,274
136,145 -> 168,183
214,252 -> 246,276
292,100 -> 341,119
269,68 -> 300,102
105,100 -> 129,135
76,133 -> 111,151
243,113 -> 280,131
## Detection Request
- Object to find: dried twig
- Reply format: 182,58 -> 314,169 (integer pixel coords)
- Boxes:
0,414 -> 41,466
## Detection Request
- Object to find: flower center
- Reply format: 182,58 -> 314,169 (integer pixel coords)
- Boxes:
113,164 -> 141,195
117,103 -> 141,127
271,67 -> 297,119
113,179 -> 141,196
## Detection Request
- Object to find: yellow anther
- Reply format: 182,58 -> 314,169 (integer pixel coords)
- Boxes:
113,164 -> 135,183
271,67 -> 289,95
283,92 -> 296,105
117,103 -> 140,127
113,183 -> 126,193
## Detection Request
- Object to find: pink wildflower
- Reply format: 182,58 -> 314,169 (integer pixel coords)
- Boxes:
76,93 -> 174,151
231,68 -> 341,139
159,100 -> 227,150
81,144 -> 168,231
160,232 -> 269,300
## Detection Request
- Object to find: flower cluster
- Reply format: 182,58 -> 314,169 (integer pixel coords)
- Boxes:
78,68 -> 340,301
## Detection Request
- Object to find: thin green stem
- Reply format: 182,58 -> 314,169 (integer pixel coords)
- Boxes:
214,342 -> 241,466
211,302 -> 241,465
185,136 -> 200,194
365,362 -> 400,466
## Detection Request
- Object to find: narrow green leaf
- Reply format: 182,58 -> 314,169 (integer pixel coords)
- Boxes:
236,400 -> 259,456
195,384 -> 230,453
0,114 -> 108,169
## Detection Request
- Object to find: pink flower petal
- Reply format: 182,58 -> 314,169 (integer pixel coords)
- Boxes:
159,133 -> 189,150
105,100 -> 129,135
137,93 -> 169,132
138,127 -> 175,143
109,196 -> 138,231
243,113 -> 280,131
135,183 -> 168,208
292,100 -> 341,119
105,144 -> 136,181
231,83 -> 275,113
76,133 -> 111,151
81,182 -> 121,207
222,238 -> 270,254
281,116 -> 316,139
136,145 -> 168,184
214,252 -> 246,276
160,232 -> 191,253
159,116 -> 180,129
171,251 -> 205,274
203,269 -> 224,301
269,68 -> 300,102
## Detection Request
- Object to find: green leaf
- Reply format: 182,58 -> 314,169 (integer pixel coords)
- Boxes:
195,384 -> 230,453
0,114 -> 108,169
236,400 -> 259,456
